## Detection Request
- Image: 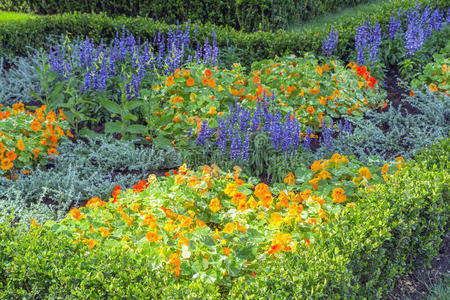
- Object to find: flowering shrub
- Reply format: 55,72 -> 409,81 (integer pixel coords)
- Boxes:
150,54 -> 385,143
0,102 -> 69,178
39,154 -> 400,285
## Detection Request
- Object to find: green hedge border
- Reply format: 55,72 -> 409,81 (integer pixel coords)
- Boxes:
0,139 -> 448,298
230,138 -> 449,298
0,0 -> 373,32
0,0 -> 448,68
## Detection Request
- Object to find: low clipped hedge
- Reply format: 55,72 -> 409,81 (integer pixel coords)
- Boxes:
1,0 -> 373,32
230,138 -> 449,298
0,0 -> 448,68
0,139 -> 447,298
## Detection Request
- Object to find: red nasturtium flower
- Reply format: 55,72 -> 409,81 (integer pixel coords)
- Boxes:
133,180 -> 149,193
111,186 -> 121,203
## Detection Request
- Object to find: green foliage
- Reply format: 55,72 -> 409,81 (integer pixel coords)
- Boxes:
0,139 -> 447,298
315,90 -> 450,163
0,137 -> 181,224
410,40 -> 449,94
0,0 -> 373,32
399,27 -> 450,82
0,0 -> 447,69
229,138 -> 449,298
0,222 -> 220,298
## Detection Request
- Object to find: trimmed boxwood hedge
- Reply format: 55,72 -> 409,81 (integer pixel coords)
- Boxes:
230,138 -> 449,298
0,139 -> 447,298
0,0 -> 373,32
0,0 -> 448,68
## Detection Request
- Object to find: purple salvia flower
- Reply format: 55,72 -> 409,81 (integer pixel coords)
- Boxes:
229,132 -> 242,161
388,9 -> 402,39
322,28 -> 339,55
241,131 -> 250,161
430,8 -> 444,31
303,128 -> 312,151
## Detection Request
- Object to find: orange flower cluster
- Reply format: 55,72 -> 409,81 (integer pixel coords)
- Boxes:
0,103 -> 69,177
348,62 -> 378,89
48,157 -> 389,279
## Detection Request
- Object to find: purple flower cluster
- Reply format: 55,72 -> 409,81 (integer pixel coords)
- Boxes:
388,9 -> 403,40
355,5 -> 448,62
193,94 -> 304,161
322,28 -> 339,56
48,47 -> 72,80
48,25 -> 219,100
355,18 -> 382,65
404,5 -> 446,56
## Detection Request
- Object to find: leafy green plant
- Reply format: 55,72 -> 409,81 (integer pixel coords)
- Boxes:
410,40 -> 449,95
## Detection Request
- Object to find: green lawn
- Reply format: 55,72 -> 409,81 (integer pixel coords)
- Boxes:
0,10 -> 35,24
288,0 -> 385,32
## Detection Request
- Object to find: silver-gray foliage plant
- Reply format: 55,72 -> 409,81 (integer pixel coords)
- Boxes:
0,136 -> 181,225
314,90 -> 450,163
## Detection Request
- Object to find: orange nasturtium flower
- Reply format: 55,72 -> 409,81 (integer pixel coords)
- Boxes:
306,106 -> 315,114
358,167 -> 372,180
98,227 -> 111,238
5,151 -> 17,161
169,253 -> 181,277
166,76 -> 175,87
17,139 -> 25,151
0,158 -> 14,171
237,198 -> 248,211
209,198 -> 221,212
30,218 -> 41,229
310,159 -> 323,172
284,172 -> 295,185
222,247 -> 231,256
309,86 -> 320,94
69,208 -> 85,220
331,187 -> 347,203
83,238 -> 98,249
33,148 -> 40,158
186,77 -> 195,86
146,231 -> 162,243
428,83 -> 439,92
207,106 -> 217,115
47,148 -> 59,157
207,77 -> 216,88
223,223 -> 234,234
269,212 -> 284,226
86,197 -> 107,208
204,69 -> 212,77
381,163 -> 389,174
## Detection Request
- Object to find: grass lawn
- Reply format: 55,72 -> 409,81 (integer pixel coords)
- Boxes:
288,0 -> 385,32
0,10 -> 35,24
